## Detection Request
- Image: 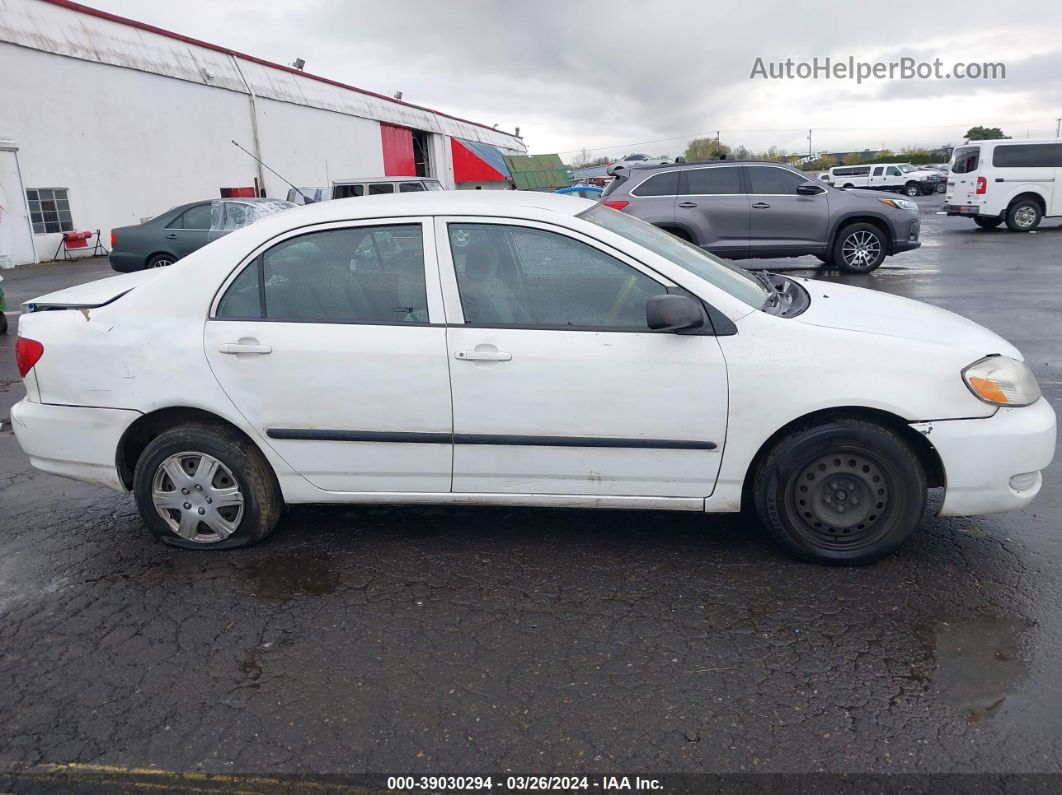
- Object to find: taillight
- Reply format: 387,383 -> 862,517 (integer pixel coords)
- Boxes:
976,176 -> 987,195
16,337 -> 44,378
602,200 -> 629,210
110,230 -> 117,247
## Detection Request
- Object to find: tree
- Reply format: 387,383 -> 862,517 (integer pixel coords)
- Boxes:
685,137 -> 730,161
964,126 -> 1008,140
900,146 -> 931,157
754,146 -> 790,162
842,152 -> 863,165
567,148 -> 610,169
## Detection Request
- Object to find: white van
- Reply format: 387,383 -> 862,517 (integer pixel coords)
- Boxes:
945,139 -> 1062,231
827,164 -> 939,196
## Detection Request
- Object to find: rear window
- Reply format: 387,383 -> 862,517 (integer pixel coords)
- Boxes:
684,167 -> 742,195
992,144 -> 1062,168
631,171 -> 679,197
951,146 -> 980,174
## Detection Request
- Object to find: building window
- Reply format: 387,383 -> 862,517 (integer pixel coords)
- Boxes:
26,189 -> 74,234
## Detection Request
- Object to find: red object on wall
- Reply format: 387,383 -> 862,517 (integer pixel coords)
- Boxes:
220,186 -> 257,198
451,138 -> 508,182
381,124 -> 416,176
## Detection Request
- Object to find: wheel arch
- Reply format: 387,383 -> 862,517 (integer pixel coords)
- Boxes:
653,222 -> 694,242
116,405 -> 276,490
739,405 -> 946,510
827,213 -> 893,251
1007,191 -> 1047,214
145,250 -> 179,267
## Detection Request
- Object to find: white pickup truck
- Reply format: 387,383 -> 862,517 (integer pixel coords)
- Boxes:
827,163 -> 940,196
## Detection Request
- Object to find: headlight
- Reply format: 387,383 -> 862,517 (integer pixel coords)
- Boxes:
879,198 -> 917,211
962,355 -> 1041,407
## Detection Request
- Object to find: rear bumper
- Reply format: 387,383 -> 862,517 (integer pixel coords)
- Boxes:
912,398 -> 1057,517
943,204 -> 995,218
108,251 -> 143,272
10,399 -> 139,491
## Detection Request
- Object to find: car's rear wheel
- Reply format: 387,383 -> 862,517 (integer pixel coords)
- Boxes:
904,182 -> 920,197
133,422 -> 281,550
1005,199 -> 1042,232
753,419 -> 927,565
974,216 -> 1004,229
936,182 -> 947,194
146,253 -> 175,269
831,223 -> 887,274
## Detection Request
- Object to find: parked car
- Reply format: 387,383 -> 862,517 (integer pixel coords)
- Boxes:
601,160 -> 921,273
12,192 -> 1054,565
828,163 -> 939,196
944,138 -> 1062,231
607,153 -> 672,175
555,185 -> 604,199
109,198 -> 295,272
330,177 -> 443,199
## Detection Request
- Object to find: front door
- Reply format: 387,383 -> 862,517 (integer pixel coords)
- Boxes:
746,165 -> 829,254
436,218 -> 728,498
204,219 -> 453,493
673,165 -> 749,257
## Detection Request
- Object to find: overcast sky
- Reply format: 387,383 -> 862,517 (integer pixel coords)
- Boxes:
90,0 -> 1062,160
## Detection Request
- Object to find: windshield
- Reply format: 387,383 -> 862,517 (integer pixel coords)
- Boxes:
424,181 -> 444,191
580,205 -> 768,308
951,146 -> 981,174
898,164 -> 915,173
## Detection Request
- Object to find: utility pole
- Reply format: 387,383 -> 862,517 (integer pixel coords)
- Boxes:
1056,117 -> 1061,137
807,129 -> 812,157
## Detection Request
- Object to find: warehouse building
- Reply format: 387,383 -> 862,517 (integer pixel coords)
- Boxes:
0,0 -> 527,266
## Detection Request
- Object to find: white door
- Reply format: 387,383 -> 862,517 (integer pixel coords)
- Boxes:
204,219 -> 453,492
435,217 -> 728,498
869,166 -> 885,189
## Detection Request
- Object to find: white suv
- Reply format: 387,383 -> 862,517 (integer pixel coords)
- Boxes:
944,138 -> 1062,231
827,163 -> 940,196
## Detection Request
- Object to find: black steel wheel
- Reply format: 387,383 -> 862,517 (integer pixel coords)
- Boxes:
753,418 -> 927,565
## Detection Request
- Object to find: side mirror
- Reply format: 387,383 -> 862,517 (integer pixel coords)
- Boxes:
796,181 -> 825,195
646,294 -> 704,332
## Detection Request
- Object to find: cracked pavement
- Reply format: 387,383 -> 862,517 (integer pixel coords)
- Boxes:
1,199 -> 1061,785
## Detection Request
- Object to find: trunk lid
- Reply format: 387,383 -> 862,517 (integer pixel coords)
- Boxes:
23,269 -> 162,312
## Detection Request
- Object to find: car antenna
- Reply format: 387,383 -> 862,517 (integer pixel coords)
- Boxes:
230,139 -> 314,203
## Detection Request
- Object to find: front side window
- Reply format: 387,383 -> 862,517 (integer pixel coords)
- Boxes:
26,188 -> 73,234
747,166 -> 806,194
170,203 -> 212,230
399,182 -> 426,193
216,224 -> 428,324
886,166 -> 902,177
684,167 -> 742,195
448,224 -> 666,330
632,171 -> 679,197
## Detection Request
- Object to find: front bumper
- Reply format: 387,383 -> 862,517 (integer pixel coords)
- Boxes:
912,397 -> 1057,517
10,399 -> 139,491
890,216 -> 921,254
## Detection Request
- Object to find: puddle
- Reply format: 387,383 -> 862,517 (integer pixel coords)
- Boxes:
235,555 -> 343,601
925,615 -> 1032,723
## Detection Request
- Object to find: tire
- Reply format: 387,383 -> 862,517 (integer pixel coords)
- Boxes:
974,216 -> 1004,230
0,312 -> 7,335
146,253 -> 176,269
753,418 -> 927,565
904,182 -> 920,197
1005,199 -> 1042,232
936,182 -> 946,194
842,183 -> 854,189
831,223 -> 887,274
133,422 -> 282,550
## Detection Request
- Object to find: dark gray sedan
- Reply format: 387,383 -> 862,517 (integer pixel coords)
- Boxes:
109,198 -> 295,272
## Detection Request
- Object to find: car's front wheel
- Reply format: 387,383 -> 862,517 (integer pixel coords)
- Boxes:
133,422 -> 282,550
904,182 -> 921,197
831,223 -> 887,274
753,418 -> 927,565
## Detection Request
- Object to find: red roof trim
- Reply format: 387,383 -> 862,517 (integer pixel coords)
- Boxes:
37,0 -> 519,140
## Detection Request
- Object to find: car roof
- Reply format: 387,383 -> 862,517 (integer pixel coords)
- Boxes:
332,176 -> 441,184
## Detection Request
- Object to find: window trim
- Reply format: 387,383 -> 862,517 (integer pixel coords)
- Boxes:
429,216 -> 719,335
208,216 -> 445,325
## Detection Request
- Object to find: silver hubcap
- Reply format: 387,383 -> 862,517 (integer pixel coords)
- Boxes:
152,258 -> 173,268
151,452 -> 244,543
1015,206 -> 1037,228
907,185 -> 918,196
841,231 -> 881,269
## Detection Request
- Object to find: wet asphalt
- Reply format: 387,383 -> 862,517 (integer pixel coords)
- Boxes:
0,195 -> 1061,788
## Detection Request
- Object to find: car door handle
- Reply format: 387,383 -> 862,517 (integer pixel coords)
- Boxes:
455,350 -> 512,362
218,342 -> 272,355
678,201 -> 698,208
751,202 -> 771,209
165,233 -> 179,239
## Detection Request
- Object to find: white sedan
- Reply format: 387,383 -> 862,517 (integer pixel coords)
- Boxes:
11,192 -> 1055,564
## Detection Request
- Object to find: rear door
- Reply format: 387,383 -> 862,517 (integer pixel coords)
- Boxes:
164,202 -> 212,258
673,165 -> 749,257
947,145 -> 982,207
624,169 -> 678,231
746,165 -> 828,254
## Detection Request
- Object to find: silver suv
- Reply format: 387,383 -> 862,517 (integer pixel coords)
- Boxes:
601,160 -> 921,273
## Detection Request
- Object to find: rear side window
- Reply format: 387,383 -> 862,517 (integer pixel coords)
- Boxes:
333,184 -> 364,199
992,144 -> 1062,168
368,183 -> 394,195
632,171 -> 679,197
951,146 -> 980,174
872,167 -> 884,176
747,166 -> 806,194
216,224 -> 428,324
684,167 -> 742,194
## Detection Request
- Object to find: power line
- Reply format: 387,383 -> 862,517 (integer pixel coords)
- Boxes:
557,118 -> 1061,156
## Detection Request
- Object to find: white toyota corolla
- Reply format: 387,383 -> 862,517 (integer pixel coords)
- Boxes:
11,192 -> 1056,564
